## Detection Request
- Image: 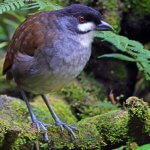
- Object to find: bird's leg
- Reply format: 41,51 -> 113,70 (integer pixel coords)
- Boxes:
19,89 -> 50,141
41,95 -> 78,139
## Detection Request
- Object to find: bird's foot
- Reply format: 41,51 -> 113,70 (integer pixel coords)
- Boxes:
32,120 -> 52,141
55,119 -> 78,139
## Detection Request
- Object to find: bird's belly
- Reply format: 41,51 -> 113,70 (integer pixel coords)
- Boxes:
22,75 -> 71,94
20,64 -> 82,94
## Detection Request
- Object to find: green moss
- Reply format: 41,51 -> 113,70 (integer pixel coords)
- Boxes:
97,111 -> 129,145
0,119 -> 10,146
58,81 -> 89,102
11,128 -> 37,150
77,110 -> 129,148
0,95 -> 150,149
80,110 -> 129,145
126,97 -> 149,119
124,0 -> 150,17
126,97 -> 150,144
10,100 -> 29,122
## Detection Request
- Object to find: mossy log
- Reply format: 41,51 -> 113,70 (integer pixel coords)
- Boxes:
0,95 -> 149,149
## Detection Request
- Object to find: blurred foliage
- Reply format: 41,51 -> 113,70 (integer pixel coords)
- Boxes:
124,0 -> 150,17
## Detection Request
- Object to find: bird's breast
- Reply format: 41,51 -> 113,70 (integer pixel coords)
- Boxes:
48,41 -> 92,80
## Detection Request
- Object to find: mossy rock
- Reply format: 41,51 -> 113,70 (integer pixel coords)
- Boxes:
0,96 -> 37,150
126,97 -> 150,144
0,95 -> 77,149
0,96 -> 149,149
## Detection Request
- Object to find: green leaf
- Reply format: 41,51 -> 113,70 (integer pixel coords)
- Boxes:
4,4 -> 11,11
9,2 -> 16,11
137,144 -> 150,150
99,53 -> 136,62
0,0 -> 25,14
14,1 -> 20,9
0,42 -> 8,49
18,0 -> 25,7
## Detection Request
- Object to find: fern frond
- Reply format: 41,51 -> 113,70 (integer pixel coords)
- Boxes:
98,53 -> 136,62
0,0 -> 62,14
96,31 -> 150,80
23,0 -> 62,10
0,0 -> 25,14
0,42 -> 8,49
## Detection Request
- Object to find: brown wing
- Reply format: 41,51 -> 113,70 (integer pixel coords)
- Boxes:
3,12 -> 48,75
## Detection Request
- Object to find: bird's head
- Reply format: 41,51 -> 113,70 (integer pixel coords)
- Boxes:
58,4 -> 113,35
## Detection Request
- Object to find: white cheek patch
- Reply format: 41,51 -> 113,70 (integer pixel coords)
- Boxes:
78,22 -> 95,32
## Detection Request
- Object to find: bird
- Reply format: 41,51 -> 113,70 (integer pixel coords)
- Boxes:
3,4 -> 113,141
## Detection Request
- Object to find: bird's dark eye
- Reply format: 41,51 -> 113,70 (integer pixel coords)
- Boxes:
79,16 -> 86,23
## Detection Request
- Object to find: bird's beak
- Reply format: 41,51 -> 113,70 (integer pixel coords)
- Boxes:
95,21 -> 113,31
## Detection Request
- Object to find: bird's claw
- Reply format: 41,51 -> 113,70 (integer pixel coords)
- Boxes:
32,120 -> 52,141
56,120 -> 78,139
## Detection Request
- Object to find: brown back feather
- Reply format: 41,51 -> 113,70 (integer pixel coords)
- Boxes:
3,12 -> 50,76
